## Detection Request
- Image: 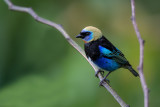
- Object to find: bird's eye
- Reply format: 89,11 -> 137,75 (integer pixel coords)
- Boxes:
80,31 -> 91,38
85,32 -> 91,35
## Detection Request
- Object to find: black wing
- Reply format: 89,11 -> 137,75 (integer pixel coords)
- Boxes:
99,36 -> 130,65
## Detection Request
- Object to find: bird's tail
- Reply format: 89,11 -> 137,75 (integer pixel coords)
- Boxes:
126,66 -> 139,77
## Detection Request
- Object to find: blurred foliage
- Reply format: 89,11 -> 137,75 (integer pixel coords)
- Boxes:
0,0 -> 160,107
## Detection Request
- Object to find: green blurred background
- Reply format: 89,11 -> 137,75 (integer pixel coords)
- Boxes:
0,0 -> 160,107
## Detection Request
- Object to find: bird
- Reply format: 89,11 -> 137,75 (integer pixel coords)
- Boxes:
76,26 -> 139,85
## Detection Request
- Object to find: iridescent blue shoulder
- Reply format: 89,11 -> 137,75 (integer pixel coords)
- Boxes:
98,36 -> 117,52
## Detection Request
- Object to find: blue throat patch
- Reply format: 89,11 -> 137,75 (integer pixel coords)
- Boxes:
82,30 -> 93,42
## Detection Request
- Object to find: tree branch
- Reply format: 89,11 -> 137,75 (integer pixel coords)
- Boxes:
4,0 -> 131,107
130,0 -> 149,107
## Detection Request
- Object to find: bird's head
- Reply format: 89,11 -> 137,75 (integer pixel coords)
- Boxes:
76,26 -> 102,43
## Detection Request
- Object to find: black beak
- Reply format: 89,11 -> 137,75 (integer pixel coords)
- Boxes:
76,34 -> 83,38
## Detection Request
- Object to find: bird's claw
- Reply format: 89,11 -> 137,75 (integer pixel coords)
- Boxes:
99,78 -> 110,86
95,70 -> 104,78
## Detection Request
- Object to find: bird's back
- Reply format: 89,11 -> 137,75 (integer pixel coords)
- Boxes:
85,36 -> 117,61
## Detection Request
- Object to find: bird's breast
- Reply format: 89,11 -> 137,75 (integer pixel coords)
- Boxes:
84,42 -> 100,61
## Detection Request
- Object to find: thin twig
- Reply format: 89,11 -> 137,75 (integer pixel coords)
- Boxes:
4,0 -> 129,107
130,0 -> 149,107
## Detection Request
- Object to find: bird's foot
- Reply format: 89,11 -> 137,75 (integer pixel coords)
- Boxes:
99,78 -> 110,86
95,70 -> 104,78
